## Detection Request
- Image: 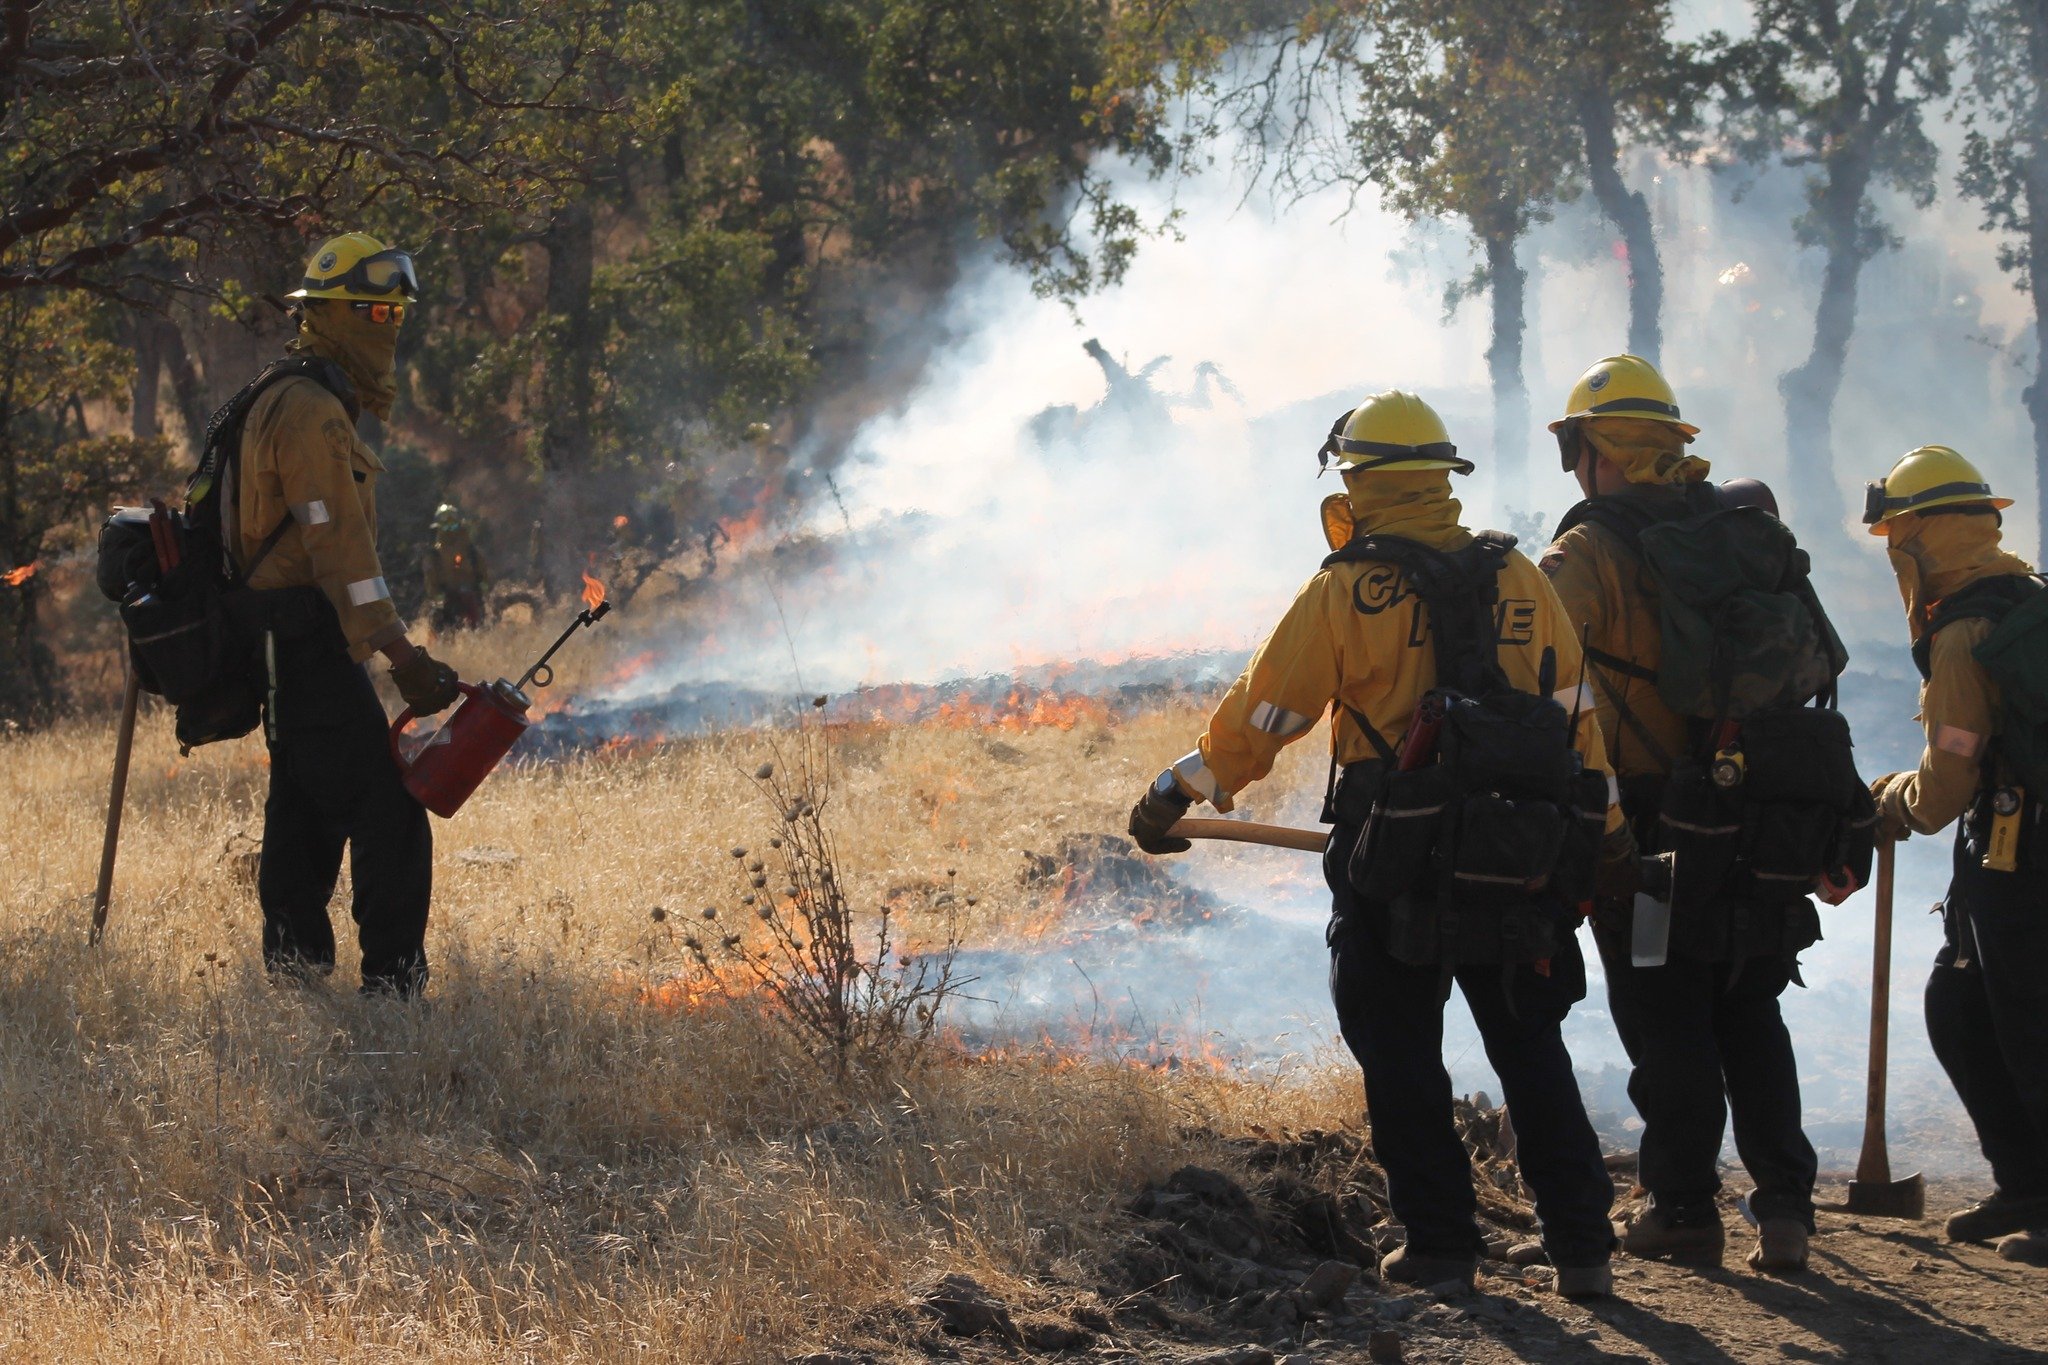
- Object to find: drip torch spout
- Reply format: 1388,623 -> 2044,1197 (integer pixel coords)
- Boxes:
516,598 -> 613,692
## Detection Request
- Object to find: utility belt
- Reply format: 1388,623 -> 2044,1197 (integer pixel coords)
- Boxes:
124,581 -> 339,752
1330,700 -> 1608,971
1649,709 -> 1875,911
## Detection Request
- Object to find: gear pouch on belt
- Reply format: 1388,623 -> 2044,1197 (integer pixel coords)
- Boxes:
1348,765 -> 1454,902
1657,758 -> 1742,910
1448,792 -> 1568,910
1732,707 -> 1859,899
1555,768 -> 1614,904
119,572 -> 231,706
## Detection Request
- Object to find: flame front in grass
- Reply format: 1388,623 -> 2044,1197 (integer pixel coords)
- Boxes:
580,566 -> 607,614
2,561 -> 37,587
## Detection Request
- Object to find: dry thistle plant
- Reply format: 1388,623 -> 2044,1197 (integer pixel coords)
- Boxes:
685,698 -> 966,1080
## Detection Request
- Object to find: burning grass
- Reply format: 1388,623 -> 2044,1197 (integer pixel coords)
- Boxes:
0,614 -> 1366,1362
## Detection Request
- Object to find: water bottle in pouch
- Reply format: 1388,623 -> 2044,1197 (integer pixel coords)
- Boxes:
1631,893 -> 1671,968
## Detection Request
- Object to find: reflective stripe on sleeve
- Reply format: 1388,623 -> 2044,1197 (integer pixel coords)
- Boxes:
1248,701 -> 1316,738
1171,749 -> 1224,804
346,576 -> 391,606
1935,725 -> 1986,759
290,499 -> 331,526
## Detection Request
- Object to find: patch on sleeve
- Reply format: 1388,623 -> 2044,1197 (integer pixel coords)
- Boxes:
1248,701 -> 1316,738
1538,548 -> 1567,575
323,417 -> 353,460
1935,725 -> 1985,759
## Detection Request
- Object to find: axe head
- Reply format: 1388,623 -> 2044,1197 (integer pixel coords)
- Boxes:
1845,1172 -> 1925,1219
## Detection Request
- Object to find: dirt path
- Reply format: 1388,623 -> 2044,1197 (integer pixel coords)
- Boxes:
851,1171 -> 2045,1365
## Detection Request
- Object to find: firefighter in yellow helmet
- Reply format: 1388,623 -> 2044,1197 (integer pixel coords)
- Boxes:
422,502 -> 491,630
1863,447 -> 2048,1247
232,231 -> 460,997
1542,354 -> 1823,1275
1130,391 -> 1629,1298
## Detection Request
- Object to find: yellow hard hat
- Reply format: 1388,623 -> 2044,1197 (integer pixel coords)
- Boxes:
1549,354 -> 1698,436
287,232 -> 420,303
1862,445 -> 2011,535
1318,390 -> 1473,475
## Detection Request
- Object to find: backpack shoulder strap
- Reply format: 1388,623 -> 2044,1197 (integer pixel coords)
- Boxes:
1916,575 -> 2042,680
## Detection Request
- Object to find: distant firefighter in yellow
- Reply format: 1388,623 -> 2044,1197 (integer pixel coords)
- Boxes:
421,501 -> 490,630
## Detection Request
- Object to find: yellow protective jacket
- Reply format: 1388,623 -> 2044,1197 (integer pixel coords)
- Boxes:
1877,514 -> 2036,837
1538,483 -> 1694,783
230,373 -> 406,662
423,530 -> 489,595
1176,477 -> 1622,837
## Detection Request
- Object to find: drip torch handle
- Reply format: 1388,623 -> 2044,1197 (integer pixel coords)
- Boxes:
390,681 -> 483,773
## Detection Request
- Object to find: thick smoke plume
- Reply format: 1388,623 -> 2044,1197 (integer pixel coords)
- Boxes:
591,102 -> 2028,1175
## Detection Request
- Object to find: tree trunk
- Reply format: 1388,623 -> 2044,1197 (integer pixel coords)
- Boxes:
1577,84 -> 1663,363
1483,226 -> 1530,485
126,314 -> 161,439
2025,3 -> 2048,559
1780,153 -> 1875,537
534,200 -> 597,595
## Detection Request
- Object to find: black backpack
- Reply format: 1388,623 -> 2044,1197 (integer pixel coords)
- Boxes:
98,356 -> 357,750
1917,572 -> 2048,794
1554,489 -> 1876,926
1323,531 -> 1609,970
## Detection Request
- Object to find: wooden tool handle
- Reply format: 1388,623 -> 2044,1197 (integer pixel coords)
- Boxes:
1166,816 -> 1329,853
91,665 -> 142,946
1855,840 -> 1898,1185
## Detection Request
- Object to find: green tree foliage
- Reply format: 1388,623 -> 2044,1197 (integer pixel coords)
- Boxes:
0,0 -> 1172,715
1957,0 -> 2048,551
0,293 -> 167,717
1719,0 -> 1967,533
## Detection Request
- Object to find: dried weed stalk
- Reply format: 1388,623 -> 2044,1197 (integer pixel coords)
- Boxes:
686,701 -> 964,1079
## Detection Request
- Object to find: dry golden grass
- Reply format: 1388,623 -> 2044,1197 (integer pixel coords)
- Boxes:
0,612 -> 1361,1363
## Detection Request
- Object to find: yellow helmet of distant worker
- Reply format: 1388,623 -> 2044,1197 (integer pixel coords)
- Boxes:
1318,390 -> 1473,476
1549,354 -> 1699,436
287,232 -> 420,303
1862,445 -> 2011,535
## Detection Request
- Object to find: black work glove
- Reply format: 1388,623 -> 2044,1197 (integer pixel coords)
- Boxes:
1592,825 -> 1641,900
391,646 -> 461,716
1129,770 -> 1194,855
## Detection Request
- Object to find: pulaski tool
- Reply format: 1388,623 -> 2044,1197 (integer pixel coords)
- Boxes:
1842,840 -> 1926,1219
389,569 -> 614,817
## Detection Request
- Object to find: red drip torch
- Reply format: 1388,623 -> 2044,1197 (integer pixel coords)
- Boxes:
390,571 -> 614,817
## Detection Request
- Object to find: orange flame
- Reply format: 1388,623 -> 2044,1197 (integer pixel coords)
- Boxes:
612,514 -> 629,530
580,565 -> 606,613
2,561 -> 37,586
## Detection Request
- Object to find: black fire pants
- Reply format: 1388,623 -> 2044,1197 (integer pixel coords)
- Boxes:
1325,830 -> 1617,1268
1592,923 -> 1817,1226
257,631 -> 432,994
1925,808 -> 2048,1200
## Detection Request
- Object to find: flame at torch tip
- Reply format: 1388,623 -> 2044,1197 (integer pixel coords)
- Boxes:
2,561 -> 37,586
581,568 -> 606,613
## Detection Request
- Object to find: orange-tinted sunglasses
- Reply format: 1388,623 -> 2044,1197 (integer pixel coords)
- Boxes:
349,300 -> 406,324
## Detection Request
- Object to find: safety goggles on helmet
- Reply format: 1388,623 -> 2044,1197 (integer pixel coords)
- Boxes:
304,248 -> 419,300
1316,411 -> 1472,475
1862,478 -> 1998,527
349,300 -> 407,324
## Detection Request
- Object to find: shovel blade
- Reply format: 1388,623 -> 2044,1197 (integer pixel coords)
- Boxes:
1845,1173 -> 1926,1220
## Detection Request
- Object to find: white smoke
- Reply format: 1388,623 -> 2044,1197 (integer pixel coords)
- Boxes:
599,78 -> 2032,1176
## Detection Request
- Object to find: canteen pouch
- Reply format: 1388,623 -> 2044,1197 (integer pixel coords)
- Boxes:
1447,792 -> 1568,911
119,575 -> 230,705
1348,764 -> 1454,903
